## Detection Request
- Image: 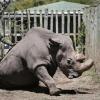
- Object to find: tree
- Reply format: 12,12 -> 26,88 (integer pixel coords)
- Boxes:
7,0 -> 34,11
0,0 -> 11,17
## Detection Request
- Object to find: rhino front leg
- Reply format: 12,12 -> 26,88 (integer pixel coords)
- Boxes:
35,66 -> 60,95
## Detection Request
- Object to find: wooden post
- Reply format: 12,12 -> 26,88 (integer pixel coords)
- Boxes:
0,20 -> 3,35
44,9 -> 48,29
78,10 -> 81,33
3,18 -> 5,37
8,12 -> 11,35
1,42 -> 4,58
73,10 -> 76,34
73,10 -> 76,49
14,11 -> 17,43
0,14 -> 5,58
21,11 -> 24,37
67,10 -> 70,35
5,13 -> 11,36
27,10 -> 31,30
62,10 -> 64,34
50,10 -> 53,32
34,10 -> 37,27
56,10 -> 58,33
39,10 -> 43,27
7,12 -> 12,47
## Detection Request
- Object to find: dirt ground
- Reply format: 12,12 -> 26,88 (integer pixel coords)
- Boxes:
0,70 -> 100,100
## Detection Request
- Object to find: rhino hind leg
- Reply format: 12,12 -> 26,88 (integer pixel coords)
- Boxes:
0,55 -> 36,88
0,55 -> 24,75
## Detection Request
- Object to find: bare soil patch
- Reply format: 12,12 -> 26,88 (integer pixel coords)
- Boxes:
0,70 -> 100,100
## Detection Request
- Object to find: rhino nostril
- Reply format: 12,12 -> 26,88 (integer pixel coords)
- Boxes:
67,58 -> 73,65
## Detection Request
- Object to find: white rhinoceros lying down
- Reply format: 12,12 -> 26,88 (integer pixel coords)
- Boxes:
0,27 -> 93,95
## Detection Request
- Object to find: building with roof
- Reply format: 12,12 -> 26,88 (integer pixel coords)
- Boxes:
17,1 -> 89,14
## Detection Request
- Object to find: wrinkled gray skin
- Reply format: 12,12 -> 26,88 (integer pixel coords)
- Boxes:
0,27 -> 93,95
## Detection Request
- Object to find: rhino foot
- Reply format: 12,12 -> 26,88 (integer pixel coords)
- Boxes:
50,88 -> 61,96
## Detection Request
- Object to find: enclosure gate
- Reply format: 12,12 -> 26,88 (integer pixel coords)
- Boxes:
0,9 -> 83,58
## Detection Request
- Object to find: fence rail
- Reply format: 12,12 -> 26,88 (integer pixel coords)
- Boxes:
0,9 -> 83,58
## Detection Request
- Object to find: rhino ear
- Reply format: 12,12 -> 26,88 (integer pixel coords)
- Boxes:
49,38 -> 61,46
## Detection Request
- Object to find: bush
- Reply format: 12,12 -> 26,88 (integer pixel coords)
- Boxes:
76,22 -> 86,53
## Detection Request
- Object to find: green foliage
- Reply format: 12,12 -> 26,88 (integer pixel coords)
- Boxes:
7,0 -> 34,11
0,32 -> 12,46
2,36 -> 12,45
77,22 -> 86,53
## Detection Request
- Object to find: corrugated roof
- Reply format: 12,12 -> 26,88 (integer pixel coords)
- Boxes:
17,1 -> 89,14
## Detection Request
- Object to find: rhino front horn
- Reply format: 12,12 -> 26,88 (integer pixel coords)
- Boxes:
78,59 -> 94,72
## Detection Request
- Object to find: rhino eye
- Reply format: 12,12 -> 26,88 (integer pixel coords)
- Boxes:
67,58 -> 73,65
61,46 -> 66,52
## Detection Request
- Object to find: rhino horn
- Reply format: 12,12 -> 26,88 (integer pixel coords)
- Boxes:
78,59 -> 94,72
75,53 -> 86,62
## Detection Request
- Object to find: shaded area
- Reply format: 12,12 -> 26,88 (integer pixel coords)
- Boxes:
0,71 -> 99,100
0,86 -> 93,96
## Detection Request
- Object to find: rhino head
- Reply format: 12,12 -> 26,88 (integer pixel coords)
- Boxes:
50,34 -> 93,79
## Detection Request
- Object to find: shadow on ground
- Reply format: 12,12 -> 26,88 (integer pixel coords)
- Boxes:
1,86 -> 92,96
32,87 -> 93,95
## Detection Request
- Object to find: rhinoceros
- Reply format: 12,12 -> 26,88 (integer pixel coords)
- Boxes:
0,27 -> 93,95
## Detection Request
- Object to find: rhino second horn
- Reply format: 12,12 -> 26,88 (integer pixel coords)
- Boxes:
78,59 -> 94,72
75,53 -> 86,62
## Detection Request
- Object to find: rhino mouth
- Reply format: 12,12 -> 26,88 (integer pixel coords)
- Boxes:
67,69 -> 82,79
